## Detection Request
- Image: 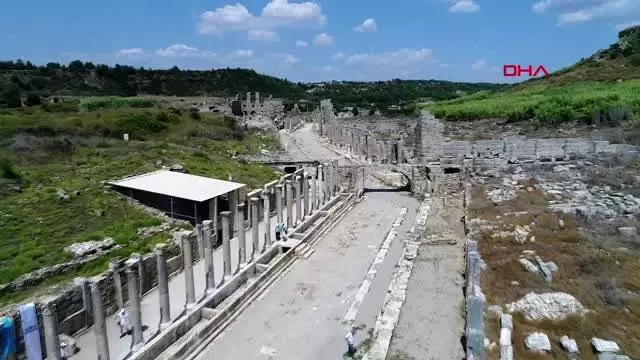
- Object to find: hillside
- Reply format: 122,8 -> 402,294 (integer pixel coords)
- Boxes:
0,97 -> 281,305
422,25 -> 640,140
0,60 -> 505,110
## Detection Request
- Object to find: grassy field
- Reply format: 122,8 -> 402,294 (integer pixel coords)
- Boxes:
0,97 -> 280,306
420,80 -> 640,127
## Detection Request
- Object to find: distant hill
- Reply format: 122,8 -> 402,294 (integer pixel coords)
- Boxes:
507,25 -> 640,90
0,61 -> 304,99
0,60 -> 506,109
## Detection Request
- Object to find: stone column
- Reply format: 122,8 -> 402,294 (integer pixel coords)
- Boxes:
285,180 -> 294,231
317,165 -> 325,206
311,171 -> 317,212
74,277 -> 93,328
323,163 -> 331,200
229,190 -> 238,237
180,234 -> 196,310
294,176 -> 302,225
237,203 -> 247,267
195,223 -> 204,260
202,221 -> 216,293
42,305 -> 61,360
275,184 -> 283,224
89,283 -> 110,360
125,259 -> 144,351
109,261 -> 124,309
250,197 -> 260,260
220,211 -> 232,279
303,173 -> 310,217
263,193 -> 271,252
154,244 -> 171,329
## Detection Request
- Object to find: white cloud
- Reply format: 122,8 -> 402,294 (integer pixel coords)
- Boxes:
534,0 -> 640,24
248,29 -> 279,41
449,0 -> 480,13
616,20 -> 640,30
471,59 -> 487,70
296,40 -> 309,47
344,48 -> 433,67
197,0 -> 326,36
117,48 -> 144,57
156,44 -> 215,58
332,52 -> 345,60
314,32 -> 334,46
227,49 -> 254,59
354,18 -> 377,32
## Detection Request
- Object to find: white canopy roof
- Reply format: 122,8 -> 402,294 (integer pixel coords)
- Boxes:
109,170 -> 245,202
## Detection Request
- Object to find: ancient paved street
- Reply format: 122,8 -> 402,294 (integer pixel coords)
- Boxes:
192,191 -> 420,360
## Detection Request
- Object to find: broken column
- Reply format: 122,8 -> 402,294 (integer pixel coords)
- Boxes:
285,180 -> 294,230
108,261 -> 124,309
303,173 -> 310,217
295,176 -> 302,225
318,165 -> 325,205
89,283 -> 110,360
237,203 -> 247,266
220,211 -> 232,279
323,163 -> 331,200
125,258 -> 144,351
262,192 -> 271,252
42,305 -> 61,360
229,190 -> 238,237
275,184 -> 283,225
195,223 -> 204,259
179,233 -> 196,310
154,243 -> 171,329
311,170 -> 317,212
250,197 -> 260,260
202,220 -> 216,293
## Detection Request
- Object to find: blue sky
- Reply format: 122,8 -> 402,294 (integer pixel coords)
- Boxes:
1,0 -> 639,83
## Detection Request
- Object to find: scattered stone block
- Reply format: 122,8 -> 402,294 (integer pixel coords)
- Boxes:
500,328 -> 512,346
525,332 -> 551,352
546,261 -> 559,272
507,292 -> 586,321
487,305 -> 503,315
519,258 -> 539,273
560,335 -> 579,353
500,344 -> 513,360
617,227 -> 637,237
592,337 -> 620,353
500,314 -> 513,331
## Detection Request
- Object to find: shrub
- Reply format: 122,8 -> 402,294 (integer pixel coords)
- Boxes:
0,158 -> 20,180
25,93 -> 42,106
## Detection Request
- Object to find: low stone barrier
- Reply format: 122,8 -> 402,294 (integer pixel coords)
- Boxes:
463,182 -> 486,360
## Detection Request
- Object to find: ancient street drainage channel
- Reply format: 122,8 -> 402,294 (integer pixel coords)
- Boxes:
130,193 -> 357,360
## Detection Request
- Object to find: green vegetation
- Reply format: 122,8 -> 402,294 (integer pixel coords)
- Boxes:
0,60 -> 505,112
0,98 -> 280,305
425,81 -> 640,125
422,25 -> 640,131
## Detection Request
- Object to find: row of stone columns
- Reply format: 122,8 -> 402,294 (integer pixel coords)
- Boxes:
323,123 -> 408,164
69,163 -> 342,360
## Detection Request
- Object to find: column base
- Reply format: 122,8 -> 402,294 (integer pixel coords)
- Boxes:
132,342 -> 144,353
206,288 -> 216,296
186,302 -> 197,311
159,322 -> 172,331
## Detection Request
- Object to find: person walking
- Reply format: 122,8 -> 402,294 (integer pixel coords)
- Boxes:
345,329 -> 356,357
275,222 -> 284,241
116,309 -> 131,338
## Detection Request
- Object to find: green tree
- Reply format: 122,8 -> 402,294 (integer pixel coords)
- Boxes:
25,93 -> 42,106
352,106 -> 359,116
2,86 -> 22,108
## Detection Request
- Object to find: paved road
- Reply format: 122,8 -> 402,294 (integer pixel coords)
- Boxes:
74,202 -> 303,360
188,123 -> 423,360
192,192 -> 420,360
